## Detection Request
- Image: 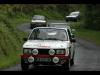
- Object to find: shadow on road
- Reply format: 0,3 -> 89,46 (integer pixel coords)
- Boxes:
26,66 -> 69,72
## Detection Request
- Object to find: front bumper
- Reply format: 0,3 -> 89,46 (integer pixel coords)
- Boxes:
31,22 -> 46,25
21,54 -> 69,66
66,17 -> 78,22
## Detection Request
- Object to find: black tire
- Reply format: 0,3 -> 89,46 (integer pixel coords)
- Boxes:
70,58 -> 74,66
63,60 -> 70,71
44,24 -> 47,27
66,19 -> 69,22
30,25 -> 33,29
74,18 -> 77,22
21,58 -> 29,71
70,51 -> 75,66
30,24 -> 35,29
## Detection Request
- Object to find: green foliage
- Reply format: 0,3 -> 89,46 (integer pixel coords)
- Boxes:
0,4 -> 66,69
0,4 -> 100,69
76,28 -> 100,46
34,9 -> 64,20
82,4 -> 100,30
0,13 -> 29,69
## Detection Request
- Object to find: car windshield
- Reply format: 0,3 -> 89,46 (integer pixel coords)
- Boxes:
33,15 -> 45,20
29,28 -> 68,41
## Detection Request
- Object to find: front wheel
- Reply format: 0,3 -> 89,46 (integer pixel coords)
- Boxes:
70,51 -> 75,66
30,24 -> 33,29
70,58 -> 74,66
62,60 -> 70,71
21,58 -> 29,71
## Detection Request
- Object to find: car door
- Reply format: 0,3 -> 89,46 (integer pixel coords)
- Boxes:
67,29 -> 75,59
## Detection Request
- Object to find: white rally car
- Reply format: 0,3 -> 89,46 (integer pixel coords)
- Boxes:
21,27 -> 76,71
30,15 -> 47,29
66,11 -> 80,22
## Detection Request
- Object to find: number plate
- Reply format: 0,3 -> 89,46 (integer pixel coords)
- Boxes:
37,58 -> 51,62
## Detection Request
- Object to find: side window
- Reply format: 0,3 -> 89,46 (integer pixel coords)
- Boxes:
67,29 -> 72,41
29,32 -> 34,40
29,29 -> 39,40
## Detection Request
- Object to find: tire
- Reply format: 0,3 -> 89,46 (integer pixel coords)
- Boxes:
70,58 -> 74,66
70,51 -> 75,66
21,58 -> 29,71
66,19 -> 69,22
63,60 -> 70,71
44,24 -> 47,27
30,24 -> 33,29
74,18 -> 77,22
30,24 -> 35,29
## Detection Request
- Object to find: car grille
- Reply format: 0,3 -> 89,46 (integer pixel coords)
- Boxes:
38,49 -> 49,54
35,49 -> 65,54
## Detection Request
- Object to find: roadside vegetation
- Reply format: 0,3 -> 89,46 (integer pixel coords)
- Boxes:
0,4 -> 100,69
0,4 -> 66,69
71,22 -> 100,46
0,13 -> 30,69
76,29 -> 100,46
69,4 -> 100,46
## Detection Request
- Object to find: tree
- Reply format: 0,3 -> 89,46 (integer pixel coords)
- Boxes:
82,4 -> 100,30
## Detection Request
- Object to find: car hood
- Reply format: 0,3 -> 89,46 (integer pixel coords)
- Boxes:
23,40 -> 70,49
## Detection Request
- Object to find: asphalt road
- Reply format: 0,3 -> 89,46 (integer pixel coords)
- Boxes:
2,21 -> 100,71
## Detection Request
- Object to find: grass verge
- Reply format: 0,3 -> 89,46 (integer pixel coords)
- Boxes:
0,15 -> 30,69
71,22 -> 100,46
0,10 -> 64,69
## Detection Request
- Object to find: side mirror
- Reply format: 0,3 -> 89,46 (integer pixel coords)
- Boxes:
71,38 -> 76,43
23,38 -> 27,41
71,34 -> 75,38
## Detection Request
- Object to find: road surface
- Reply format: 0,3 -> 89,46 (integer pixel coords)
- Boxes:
2,21 -> 100,71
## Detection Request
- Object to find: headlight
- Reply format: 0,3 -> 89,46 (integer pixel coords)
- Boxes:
56,50 -> 65,54
23,49 -> 31,54
31,20 -> 35,22
49,49 -> 55,55
32,49 -> 38,55
65,48 -> 69,56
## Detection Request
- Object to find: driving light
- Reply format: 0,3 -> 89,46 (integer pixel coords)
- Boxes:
32,49 -> 38,55
53,57 -> 59,63
49,49 -> 55,55
65,48 -> 69,56
23,49 -> 31,54
28,56 -> 34,63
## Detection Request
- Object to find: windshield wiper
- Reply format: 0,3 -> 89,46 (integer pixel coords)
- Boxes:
34,38 -> 44,40
45,38 -> 64,41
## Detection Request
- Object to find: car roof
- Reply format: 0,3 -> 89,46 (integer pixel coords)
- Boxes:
33,15 -> 44,17
48,22 -> 69,25
49,23 -> 68,25
48,22 -> 70,29
32,26 -> 71,32
33,15 -> 45,18
69,11 -> 80,15
33,27 -> 67,30
70,11 -> 80,14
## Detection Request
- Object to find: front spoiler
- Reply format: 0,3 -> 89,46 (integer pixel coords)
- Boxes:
21,54 -> 69,59
21,54 -> 69,65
